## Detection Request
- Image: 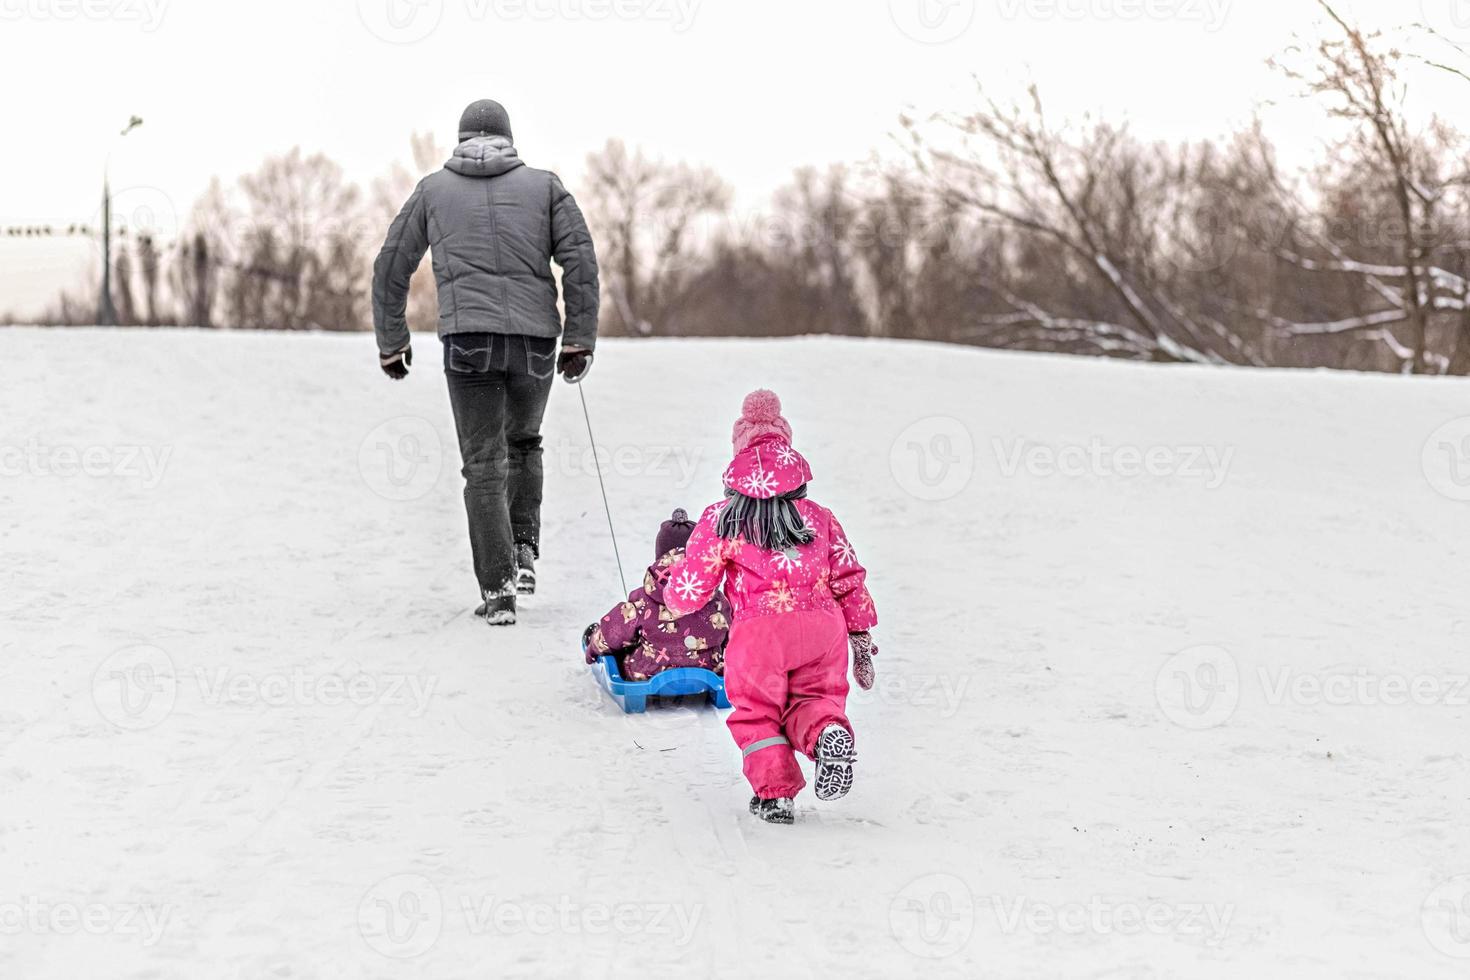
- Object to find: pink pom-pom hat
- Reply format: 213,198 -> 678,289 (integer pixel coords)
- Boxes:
723,390 -> 812,499
731,389 -> 793,453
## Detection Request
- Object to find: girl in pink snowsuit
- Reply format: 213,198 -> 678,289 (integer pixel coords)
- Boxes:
664,390 -> 879,825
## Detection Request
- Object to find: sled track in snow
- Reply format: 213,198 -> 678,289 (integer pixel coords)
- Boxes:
642,706 -> 822,978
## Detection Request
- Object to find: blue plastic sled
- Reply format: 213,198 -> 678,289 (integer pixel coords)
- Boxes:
588,651 -> 731,713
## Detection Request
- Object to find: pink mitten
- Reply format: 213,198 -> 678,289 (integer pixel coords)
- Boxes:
850,632 -> 877,691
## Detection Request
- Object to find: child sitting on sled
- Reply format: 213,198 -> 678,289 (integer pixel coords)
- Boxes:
583,509 -> 731,681
663,390 -> 879,826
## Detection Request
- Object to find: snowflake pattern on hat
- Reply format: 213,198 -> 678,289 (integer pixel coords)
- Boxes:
723,436 -> 813,499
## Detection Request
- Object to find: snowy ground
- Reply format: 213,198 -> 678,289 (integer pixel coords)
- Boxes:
3,327 -> 1470,979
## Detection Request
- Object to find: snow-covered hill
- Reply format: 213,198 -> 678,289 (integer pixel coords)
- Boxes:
3,328 -> 1469,979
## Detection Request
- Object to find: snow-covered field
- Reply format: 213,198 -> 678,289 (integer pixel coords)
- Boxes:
3,327 -> 1470,979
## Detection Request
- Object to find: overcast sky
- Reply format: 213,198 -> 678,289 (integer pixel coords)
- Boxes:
0,0 -> 1465,313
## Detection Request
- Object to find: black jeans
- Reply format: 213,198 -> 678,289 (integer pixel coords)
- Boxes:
443,333 -> 556,597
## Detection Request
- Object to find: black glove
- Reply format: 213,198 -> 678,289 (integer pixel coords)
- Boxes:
380,344 -> 412,380
582,623 -> 599,663
558,346 -> 593,384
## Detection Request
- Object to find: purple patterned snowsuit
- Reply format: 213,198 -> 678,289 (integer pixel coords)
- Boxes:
585,549 -> 730,680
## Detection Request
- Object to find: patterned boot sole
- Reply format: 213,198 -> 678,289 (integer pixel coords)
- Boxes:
813,726 -> 856,801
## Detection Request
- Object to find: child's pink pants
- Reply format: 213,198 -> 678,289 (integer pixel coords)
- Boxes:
723,607 -> 852,799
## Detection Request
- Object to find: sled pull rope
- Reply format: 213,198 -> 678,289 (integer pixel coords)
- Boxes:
578,382 -> 629,596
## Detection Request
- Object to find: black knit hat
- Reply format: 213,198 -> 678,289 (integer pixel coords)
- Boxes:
655,508 -> 696,559
458,99 -> 513,142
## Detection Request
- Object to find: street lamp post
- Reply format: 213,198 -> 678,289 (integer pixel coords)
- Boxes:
99,115 -> 144,326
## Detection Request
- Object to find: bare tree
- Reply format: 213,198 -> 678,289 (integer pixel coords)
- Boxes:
174,232 -> 216,328
190,149 -> 369,331
138,234 -> 161,325
112,240 -> 137,326
1270,1 -> 1470,373
582,139 -> 731,335
907,84 -> 1262,364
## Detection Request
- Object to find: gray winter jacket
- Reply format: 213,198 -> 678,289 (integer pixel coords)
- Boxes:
372,136 -> 600,355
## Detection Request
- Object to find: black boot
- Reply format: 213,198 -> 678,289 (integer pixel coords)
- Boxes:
474,592 -> 517,626
515,543 -> 537,595
813,724 -> 856,801
748,795 -> 795,825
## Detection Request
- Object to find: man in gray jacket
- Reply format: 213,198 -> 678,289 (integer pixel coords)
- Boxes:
373,99 -> 599,626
